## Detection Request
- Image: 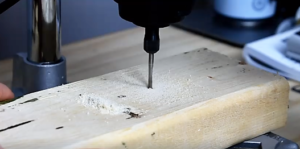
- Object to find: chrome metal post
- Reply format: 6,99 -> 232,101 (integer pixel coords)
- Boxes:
28,0 -> 61,63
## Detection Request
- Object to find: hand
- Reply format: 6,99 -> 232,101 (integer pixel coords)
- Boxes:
0,83 -> 13,149
0,83 -> 14,101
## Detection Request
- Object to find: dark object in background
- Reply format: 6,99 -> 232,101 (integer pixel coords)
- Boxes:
0,0 -> 20,14
173,8 -> 281,47
174,0 -> 300,47
115,0 -> 195,28
292,85 -> 300,94
227,132 -> 299,149
275,0 -> 300,18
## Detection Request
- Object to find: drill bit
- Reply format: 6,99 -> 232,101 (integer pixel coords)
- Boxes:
144,27 -> 159,89
148,53 -> 154,89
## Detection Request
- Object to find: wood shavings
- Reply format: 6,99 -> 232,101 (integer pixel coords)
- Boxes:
77,93 -> 139,115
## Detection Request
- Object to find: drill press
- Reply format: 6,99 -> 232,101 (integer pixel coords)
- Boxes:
114,0 -> 195,88
1,0 -> 298,148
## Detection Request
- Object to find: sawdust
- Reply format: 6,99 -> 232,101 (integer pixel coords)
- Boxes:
77,93 -> 139,115
106,67 -> 213,110
72,51 -> 265,116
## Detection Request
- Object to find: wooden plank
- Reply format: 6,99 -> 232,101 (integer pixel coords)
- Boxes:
0,26 -> 298,146
0,27 -> 242,87
62,27 -> 222,82
0,49 -> 289,149
0,25 -> 297,145
274,81 -> 300,145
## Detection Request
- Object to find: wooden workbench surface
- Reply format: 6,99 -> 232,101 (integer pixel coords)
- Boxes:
0,27 -> 299,145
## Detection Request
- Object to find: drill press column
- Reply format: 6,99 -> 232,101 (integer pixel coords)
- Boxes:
11,0 -> 66,97
28,0 -> 61,63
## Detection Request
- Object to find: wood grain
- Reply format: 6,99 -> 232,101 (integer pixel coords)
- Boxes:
0,27 -> 242,87
0,49 -> 289,149
0,26 -> 299,146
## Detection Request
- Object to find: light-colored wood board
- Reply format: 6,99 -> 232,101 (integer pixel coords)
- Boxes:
274,81 -> 300,145
0,26 -> 298,145
0,49 -> 289,149
62,27 -> 222,82
0,27 -> 242,87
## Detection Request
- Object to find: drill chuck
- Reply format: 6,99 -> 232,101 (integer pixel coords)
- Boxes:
114,0 -> 195,89
114,0 -> 195,28
144,27 -> 160,54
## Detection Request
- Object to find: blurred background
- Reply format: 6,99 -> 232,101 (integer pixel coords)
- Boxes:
1,0 -> 299,60
0,0 -> 135,60
1,0 -> 300,87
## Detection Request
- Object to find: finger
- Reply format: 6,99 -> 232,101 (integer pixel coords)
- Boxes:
0,83 -> 14,101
